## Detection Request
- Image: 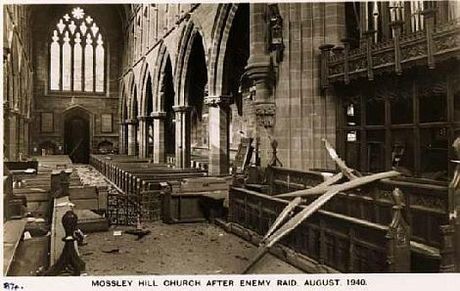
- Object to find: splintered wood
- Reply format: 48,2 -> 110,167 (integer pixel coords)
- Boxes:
242,139 -> 401,273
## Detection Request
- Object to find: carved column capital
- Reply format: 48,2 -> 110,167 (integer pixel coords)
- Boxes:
172,105 -> 191,113
125,119 -> 138,125
137,115 -> 153,121
254,102 -> 276,128
150,111 -> 167,119
204,95 -> 232,107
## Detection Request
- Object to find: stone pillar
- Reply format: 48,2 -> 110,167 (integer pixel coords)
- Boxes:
17,117 -> 23,159
23,118 -> 30,157
8,113 -> 18,160
244,3 -> 277,167
151,111 -> 166,164
137,116 -> 148,158
119,121 -> 127,154
173,105 -> 191,168
126,119 -> 138,156
205,96 -> 231,175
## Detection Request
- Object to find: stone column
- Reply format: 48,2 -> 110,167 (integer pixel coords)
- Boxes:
243,3 -> 277,167
173,105 -> 191,168
126,119 -> 138,156
119,121 -> 127,154
137,116 -> 148,158
151,111 -> 166,164
23,117 -> 30,157
8,112 -> 19,160
17,117 -> 24,159
205,95 -> 231,175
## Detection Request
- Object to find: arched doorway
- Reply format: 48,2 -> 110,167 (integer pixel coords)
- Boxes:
64,107 -> 91,163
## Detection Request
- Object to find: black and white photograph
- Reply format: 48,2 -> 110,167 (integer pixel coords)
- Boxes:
2,0 -> 460,287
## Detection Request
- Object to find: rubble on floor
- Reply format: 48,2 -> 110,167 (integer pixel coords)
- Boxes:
80,222 -> 302,275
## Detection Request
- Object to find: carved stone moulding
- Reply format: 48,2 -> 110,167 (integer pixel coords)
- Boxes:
204,95 -> 232,107
172,105 -> 191,113
137,115 -> 153,121
150,111 -> 166,119
244,62 -> 273,83
125,118 -> 138,125
254,102 -> 276,128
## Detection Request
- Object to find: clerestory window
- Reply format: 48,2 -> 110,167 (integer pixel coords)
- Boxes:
49,7 -> 105,93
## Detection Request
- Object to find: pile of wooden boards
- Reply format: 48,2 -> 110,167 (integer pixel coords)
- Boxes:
90,154 -> 230,225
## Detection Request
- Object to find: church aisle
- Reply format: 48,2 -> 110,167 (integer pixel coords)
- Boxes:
79,221 -> 303,275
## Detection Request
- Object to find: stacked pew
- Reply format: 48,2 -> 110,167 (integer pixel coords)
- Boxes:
5,155 -> 108,275
90,154 -> 229,225
230,164 -> 458,272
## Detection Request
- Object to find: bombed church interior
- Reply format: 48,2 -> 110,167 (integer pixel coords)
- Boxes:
3,1 -> 460,276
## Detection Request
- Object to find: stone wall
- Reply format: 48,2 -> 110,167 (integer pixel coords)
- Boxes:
29,5 -> 123,156
121,3 -> 346,173
3,5 -> 34,161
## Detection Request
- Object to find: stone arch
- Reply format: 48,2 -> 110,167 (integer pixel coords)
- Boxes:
119,81 -> 128,121
139,60 -> 153,116
125,71 -> 137,120
151,42 -> 176,163
118,79 -> 130,154
208,3 -> 239,97
152,42 -> 174,112
130,84 -> 138,120
10,36 -> 20,109
174,21 -> 208,106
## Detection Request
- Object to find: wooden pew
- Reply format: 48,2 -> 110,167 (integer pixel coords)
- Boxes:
228,186 -> 410,273
262,165 -> 456,272
3,218 -> 27,275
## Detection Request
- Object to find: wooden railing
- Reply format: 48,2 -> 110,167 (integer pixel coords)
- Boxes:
320,11 -> 460,87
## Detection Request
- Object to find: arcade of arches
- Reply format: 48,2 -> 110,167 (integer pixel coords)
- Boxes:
4,2 -> 460,179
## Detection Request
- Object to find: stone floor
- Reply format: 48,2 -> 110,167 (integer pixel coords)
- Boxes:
71,164 -> 302,275
80,222 -> 303,275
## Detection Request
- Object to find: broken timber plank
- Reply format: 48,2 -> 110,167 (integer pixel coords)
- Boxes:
242,170 -> 400,273
323,138 -> 360,180
265,174 -> 343,241
275,172 -> 343,198
261,197 -> 303,243
275,170 -> 400,198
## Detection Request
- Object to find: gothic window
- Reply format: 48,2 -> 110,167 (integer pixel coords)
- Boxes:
49,7 -> 105,93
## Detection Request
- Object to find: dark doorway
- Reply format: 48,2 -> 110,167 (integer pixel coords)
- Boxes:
64,113 -> 90,163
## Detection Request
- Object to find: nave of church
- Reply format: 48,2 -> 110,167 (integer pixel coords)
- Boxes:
3,2 -> 460,276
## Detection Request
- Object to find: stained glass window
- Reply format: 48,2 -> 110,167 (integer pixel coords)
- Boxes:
49,7 -> 105,93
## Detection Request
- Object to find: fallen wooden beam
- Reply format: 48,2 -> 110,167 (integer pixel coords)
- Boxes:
242,170 -> 400,273
275,170 -> 399,198
260,197 -> 302,243
323,138 -> 360,180
275,172 -> 343,198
